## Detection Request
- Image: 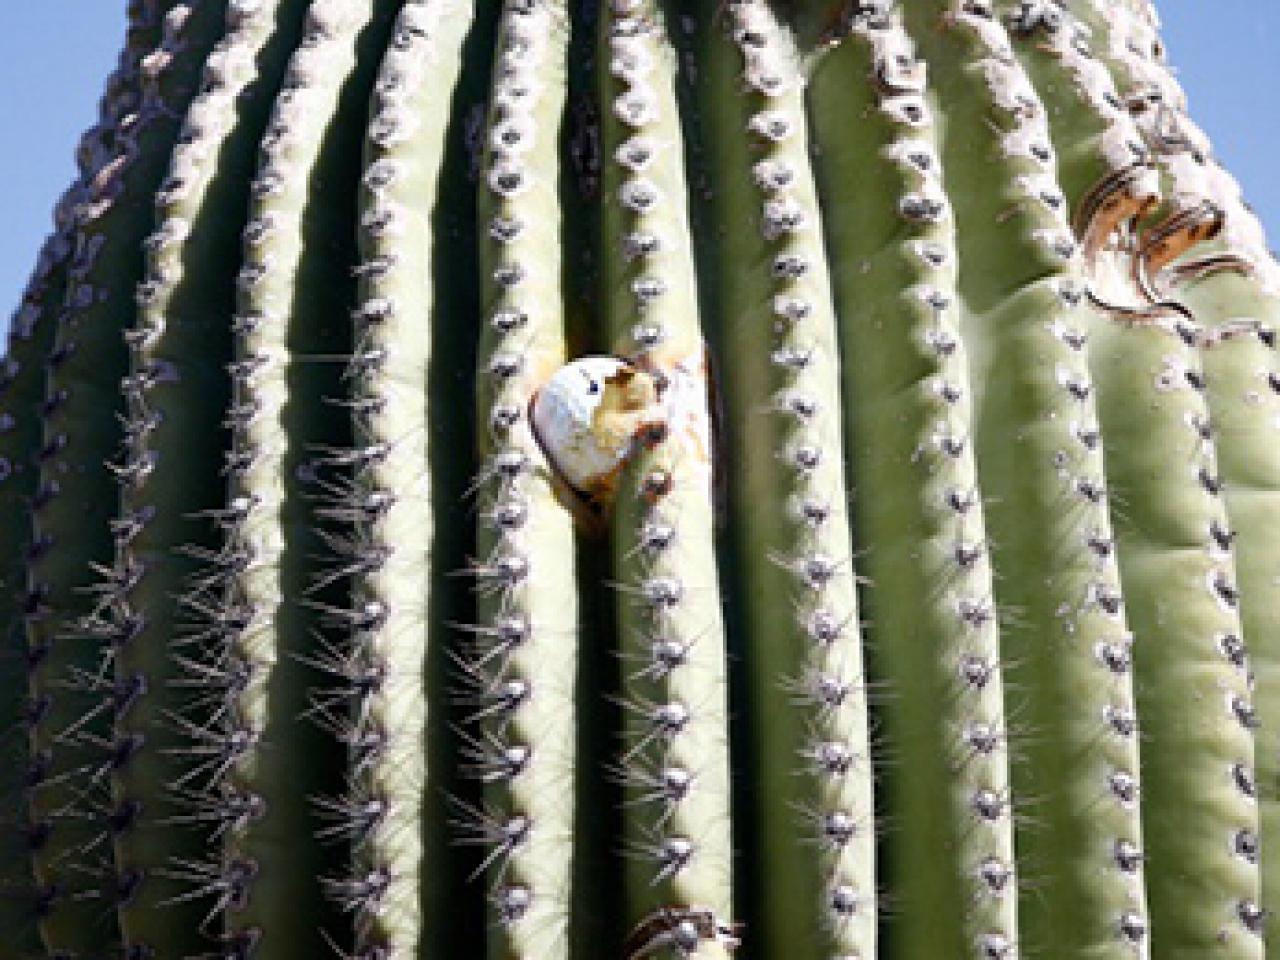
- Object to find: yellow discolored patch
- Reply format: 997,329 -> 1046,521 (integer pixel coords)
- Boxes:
590,364 -> 662,450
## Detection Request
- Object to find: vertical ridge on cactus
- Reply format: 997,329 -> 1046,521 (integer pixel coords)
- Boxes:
0,0 -> 189,941
4,1 -> 1280,958
599,4 -> 736,951
471,1 -> 581,955
698,3 -> 877,956
809,9 -> 1019,955
18,3 -> 228,953
979,4 -> 1153,955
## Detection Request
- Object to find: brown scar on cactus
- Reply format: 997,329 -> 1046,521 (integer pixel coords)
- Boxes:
1161,251 -> 1257,289
1070,160 -> 1159,260
1132,199 -> 1224,299
1071,166 -> 1229,329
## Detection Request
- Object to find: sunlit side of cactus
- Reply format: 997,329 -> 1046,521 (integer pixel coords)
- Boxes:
3,1 -> 1279,958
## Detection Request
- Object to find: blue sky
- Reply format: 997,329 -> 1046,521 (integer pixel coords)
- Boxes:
2,3 -> 1277,313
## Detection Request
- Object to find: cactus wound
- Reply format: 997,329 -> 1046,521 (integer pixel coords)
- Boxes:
531,355 -> 663,510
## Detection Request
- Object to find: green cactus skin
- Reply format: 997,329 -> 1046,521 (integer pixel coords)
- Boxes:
1187,269 -> 1280,960
1075,3 -> 1280,950
0,3 -> 180,946
808,9 -> 1019,957
0,236 -> 75,957
1063,5 -> 1266,955
318,1 -> 480,957
1086,308 -> 1261,958
102,0 -> 322,955
197,1 -> 402,956
4,1 -> 1280,958
599,3 -> 735,953
19,3 -> 227,954
908,3 -> 1153,955
697,5 -> 876,957
469,1 -> 583,956
338,2 -> 496,956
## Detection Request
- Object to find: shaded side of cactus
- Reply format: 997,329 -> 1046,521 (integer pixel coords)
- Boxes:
0,6 -> 179,941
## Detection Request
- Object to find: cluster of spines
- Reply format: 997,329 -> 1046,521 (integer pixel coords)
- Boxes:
863,11 -> 1024,956
93,0 -> 316,955
808,6 -> 1020,956
911,2 -> 1154,954
708,2 -> 877,955
0,0 -> 178,947
189,0 -> 384,954
1102,0 -> 1280,945
599,0 -> 736,945
4,3 -> 1280,958
318,3 -> 432,957
991,0 -> 1166,952
1040,2 -> 1266,952
463,2 -> 581,955
306,0 -> 474,956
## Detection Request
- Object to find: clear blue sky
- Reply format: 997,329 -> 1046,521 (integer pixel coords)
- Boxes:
2,3 -> 1277,314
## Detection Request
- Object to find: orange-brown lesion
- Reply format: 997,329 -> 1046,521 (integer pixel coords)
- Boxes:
1132,199 -> 1223,296
1073,163 -> 1251,331
1071,160 -> 1160,261
1162,252 -> 1256,289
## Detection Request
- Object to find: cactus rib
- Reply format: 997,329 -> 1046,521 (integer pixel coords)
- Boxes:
809,9 -> 1018,957
22,4 -> 227,953
0,3 -> 1278,957
599,3 -> 735,953
697,3 -> 877,956
909,2 -> 1156,954
466,1 -> 583,956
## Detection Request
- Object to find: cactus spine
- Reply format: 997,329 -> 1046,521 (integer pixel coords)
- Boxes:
4,1 -> 1280,958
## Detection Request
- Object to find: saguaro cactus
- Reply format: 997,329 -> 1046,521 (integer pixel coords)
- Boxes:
2,1 -> 1279,958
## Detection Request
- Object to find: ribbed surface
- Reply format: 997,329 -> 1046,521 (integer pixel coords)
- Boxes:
2,2 -> 1278,958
